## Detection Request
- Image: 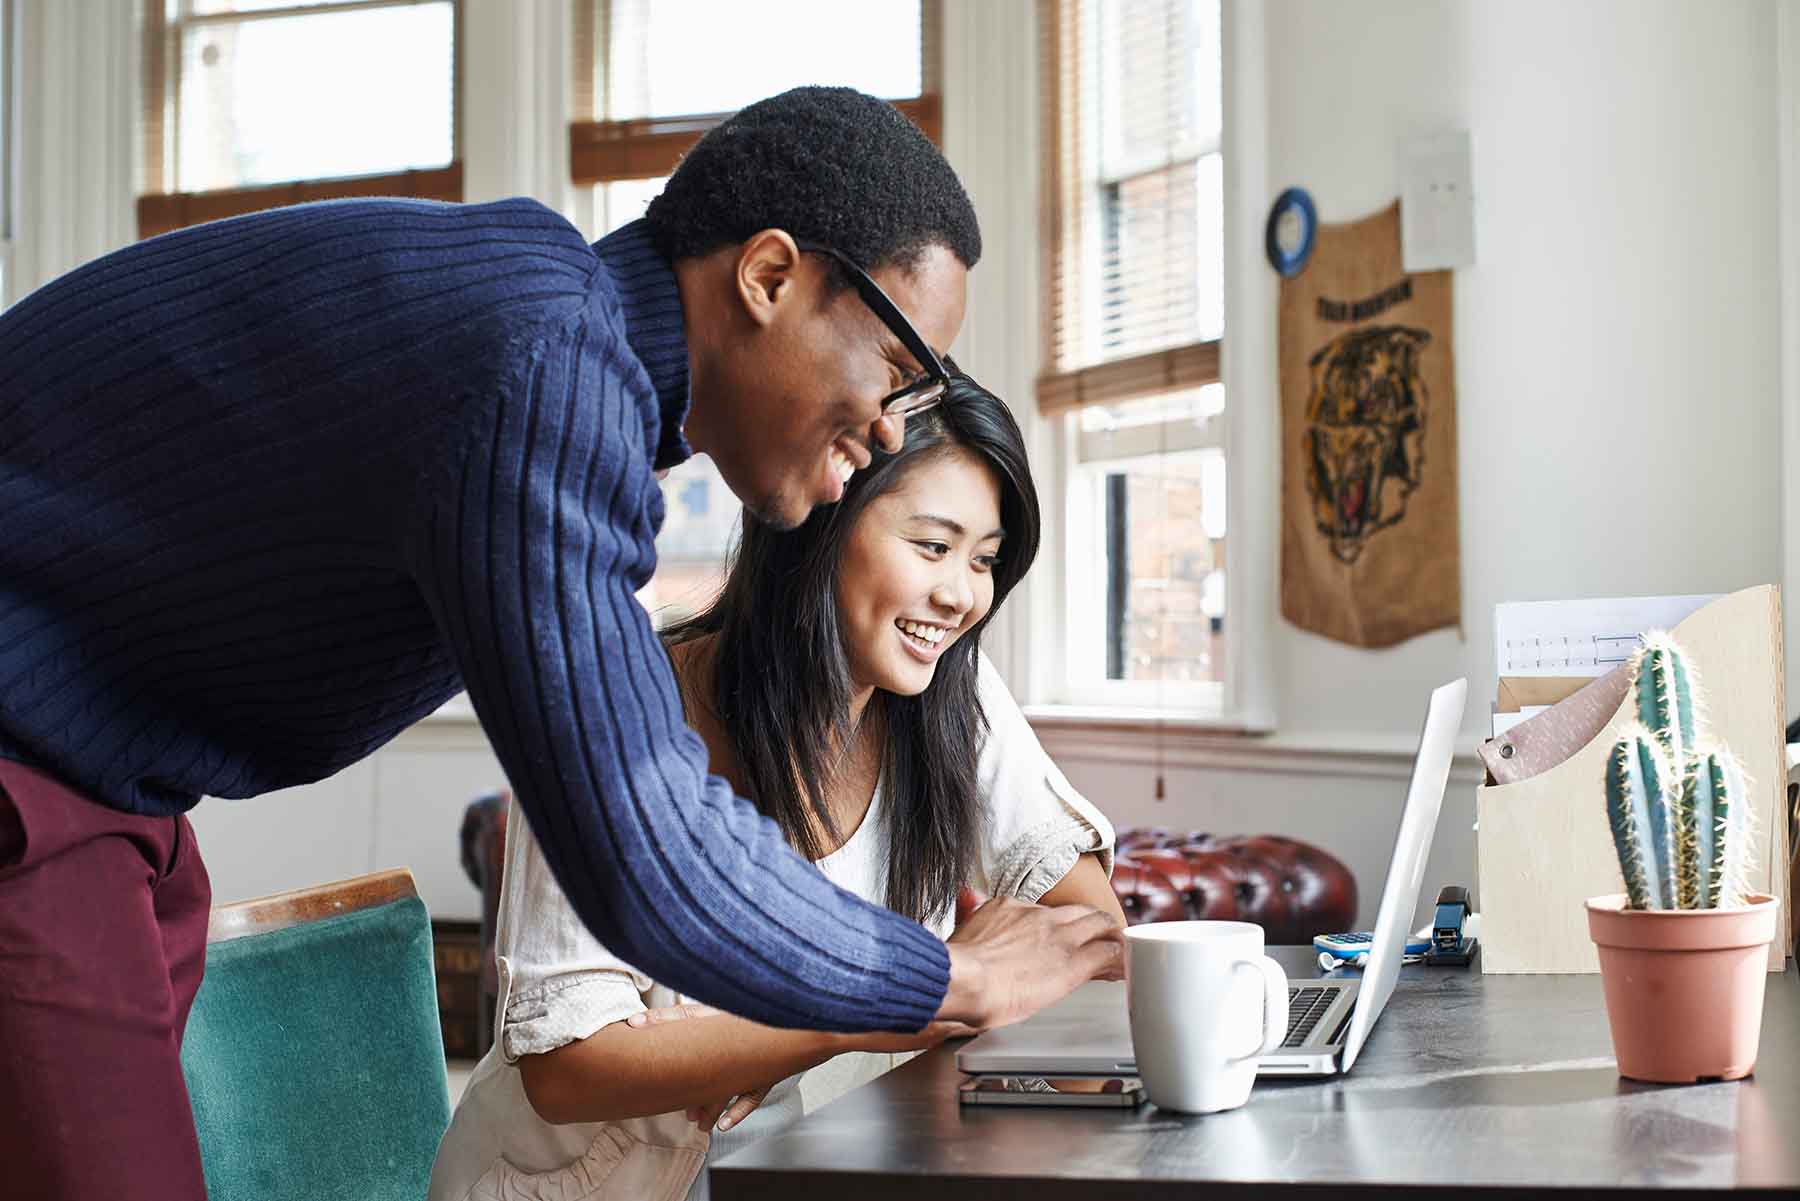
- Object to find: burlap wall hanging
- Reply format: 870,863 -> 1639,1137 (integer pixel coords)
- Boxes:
1279,201 -> 1461,648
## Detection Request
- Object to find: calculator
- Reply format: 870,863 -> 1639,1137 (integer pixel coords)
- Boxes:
1314,930 -> 1432,958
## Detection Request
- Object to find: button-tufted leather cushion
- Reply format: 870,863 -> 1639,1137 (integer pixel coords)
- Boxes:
1112,828 -> 1357,946
1111,858 -> 1188,925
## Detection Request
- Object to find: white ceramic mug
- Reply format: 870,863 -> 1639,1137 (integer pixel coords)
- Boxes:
1125,920 -> 1288,1114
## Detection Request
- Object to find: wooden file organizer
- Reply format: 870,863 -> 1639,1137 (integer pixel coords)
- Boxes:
1477,586 -> 1791,973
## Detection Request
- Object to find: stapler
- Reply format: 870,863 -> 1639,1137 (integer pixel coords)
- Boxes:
1422,884 -> 1477,966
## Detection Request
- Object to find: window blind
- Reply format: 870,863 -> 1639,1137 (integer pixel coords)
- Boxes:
570,0 -> 940,186
1039,0 -> 1223,415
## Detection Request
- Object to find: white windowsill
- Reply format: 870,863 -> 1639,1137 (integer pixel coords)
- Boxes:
1023,703 -> 1257,735
1026,707 -> 1486,782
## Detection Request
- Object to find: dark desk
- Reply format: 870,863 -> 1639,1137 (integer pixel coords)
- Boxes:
712,948 -> 1800,1198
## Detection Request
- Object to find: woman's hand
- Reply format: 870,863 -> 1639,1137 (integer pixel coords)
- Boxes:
955,885 -> 988,929
624,1001 -> 723,1029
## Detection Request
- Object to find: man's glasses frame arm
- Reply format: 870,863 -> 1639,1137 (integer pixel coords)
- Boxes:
793,237 -> 951,415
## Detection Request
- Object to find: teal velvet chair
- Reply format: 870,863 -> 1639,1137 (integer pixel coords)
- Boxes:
180,868 -> 452,1201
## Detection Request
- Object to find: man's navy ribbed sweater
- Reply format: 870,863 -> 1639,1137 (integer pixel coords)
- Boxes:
0,197 -> 949,1032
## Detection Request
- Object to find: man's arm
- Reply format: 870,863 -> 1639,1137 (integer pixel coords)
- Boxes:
411,310 -> 1119,1033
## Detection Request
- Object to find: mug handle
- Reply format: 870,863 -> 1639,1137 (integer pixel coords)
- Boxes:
1228,955 -> 1290,1063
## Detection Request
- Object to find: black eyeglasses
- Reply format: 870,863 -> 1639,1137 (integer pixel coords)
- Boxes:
794,238 -> 951,419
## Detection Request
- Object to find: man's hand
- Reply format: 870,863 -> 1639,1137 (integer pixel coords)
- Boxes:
850,1019 -> 985,1053
939,897 -> 1125,1029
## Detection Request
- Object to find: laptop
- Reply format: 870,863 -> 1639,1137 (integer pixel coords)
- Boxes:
957,676 -> 1467,1079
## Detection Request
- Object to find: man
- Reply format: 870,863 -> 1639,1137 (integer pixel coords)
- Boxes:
0,87 -> 1122,1198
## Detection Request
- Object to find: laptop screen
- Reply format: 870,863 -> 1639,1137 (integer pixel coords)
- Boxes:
1338,677 -> 1466,1071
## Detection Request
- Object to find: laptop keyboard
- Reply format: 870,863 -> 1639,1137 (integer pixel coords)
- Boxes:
1283,985 -> 1335,1048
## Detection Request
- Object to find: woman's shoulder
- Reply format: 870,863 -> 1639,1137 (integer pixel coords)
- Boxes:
662,630 -> 714,677
662,633 -> 717,721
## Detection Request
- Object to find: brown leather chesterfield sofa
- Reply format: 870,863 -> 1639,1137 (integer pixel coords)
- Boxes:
1111,827 -> 1357,946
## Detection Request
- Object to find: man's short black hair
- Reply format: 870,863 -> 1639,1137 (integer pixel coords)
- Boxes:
644,86 -> 981,277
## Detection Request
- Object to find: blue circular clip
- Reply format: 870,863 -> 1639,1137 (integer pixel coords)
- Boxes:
1265,187 -> 1317,278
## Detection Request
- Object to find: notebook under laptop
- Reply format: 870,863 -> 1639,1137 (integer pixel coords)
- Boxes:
957,677 -> 1467,1079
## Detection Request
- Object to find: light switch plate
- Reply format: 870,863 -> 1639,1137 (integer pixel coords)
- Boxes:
1400,131 -> 1475,271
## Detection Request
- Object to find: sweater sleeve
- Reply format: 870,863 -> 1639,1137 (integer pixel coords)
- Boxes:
410,306 -> 950,1033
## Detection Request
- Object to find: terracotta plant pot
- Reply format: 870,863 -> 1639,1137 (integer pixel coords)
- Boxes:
1585,893 -> 1780,1083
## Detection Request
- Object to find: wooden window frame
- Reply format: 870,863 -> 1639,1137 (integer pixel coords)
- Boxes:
1037,0 -> 1231,717
137,0 -> 464,239
1036,0 -> 1221,416
568,0 -> 943,187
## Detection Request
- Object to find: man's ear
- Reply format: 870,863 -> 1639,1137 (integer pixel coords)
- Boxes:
734,229 -> 806,329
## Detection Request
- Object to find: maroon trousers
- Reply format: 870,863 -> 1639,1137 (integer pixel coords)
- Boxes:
0,759 -> 212,1200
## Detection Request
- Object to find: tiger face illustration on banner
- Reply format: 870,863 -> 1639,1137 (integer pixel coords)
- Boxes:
1302,324 -> 1431,564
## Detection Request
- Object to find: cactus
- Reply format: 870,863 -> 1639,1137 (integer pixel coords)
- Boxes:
1676,753 -> 1711,910
1602,635 -> 1754,910
1697,747 -> 1752,908
1634,632 -> 1698,765
1604,730 -> 1676,910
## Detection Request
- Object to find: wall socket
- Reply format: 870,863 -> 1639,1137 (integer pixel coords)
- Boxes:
1400,131 -> 1476,272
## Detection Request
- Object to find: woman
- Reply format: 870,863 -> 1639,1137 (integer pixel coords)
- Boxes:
430,371 -> 1124,1201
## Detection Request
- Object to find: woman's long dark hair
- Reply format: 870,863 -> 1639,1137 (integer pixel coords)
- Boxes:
665,369 -> 1040,926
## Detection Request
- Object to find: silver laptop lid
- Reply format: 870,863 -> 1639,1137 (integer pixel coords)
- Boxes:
1339,677 -> 1465,1072
953,980 -> 1136,1075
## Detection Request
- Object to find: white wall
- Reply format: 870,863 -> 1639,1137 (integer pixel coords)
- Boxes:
190,724 -> 507,920
6,0 -> 136,303
1265,0 -> 1784,741
459,0 -> 571,210
1781,0 -> 1800,724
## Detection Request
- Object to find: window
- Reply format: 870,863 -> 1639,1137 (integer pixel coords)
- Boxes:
572,0 -> 941,626
138,0 -> 461,238
1041,0 -> 1225,711
570,0 -> 939,198
1068,387 -> 1226,689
